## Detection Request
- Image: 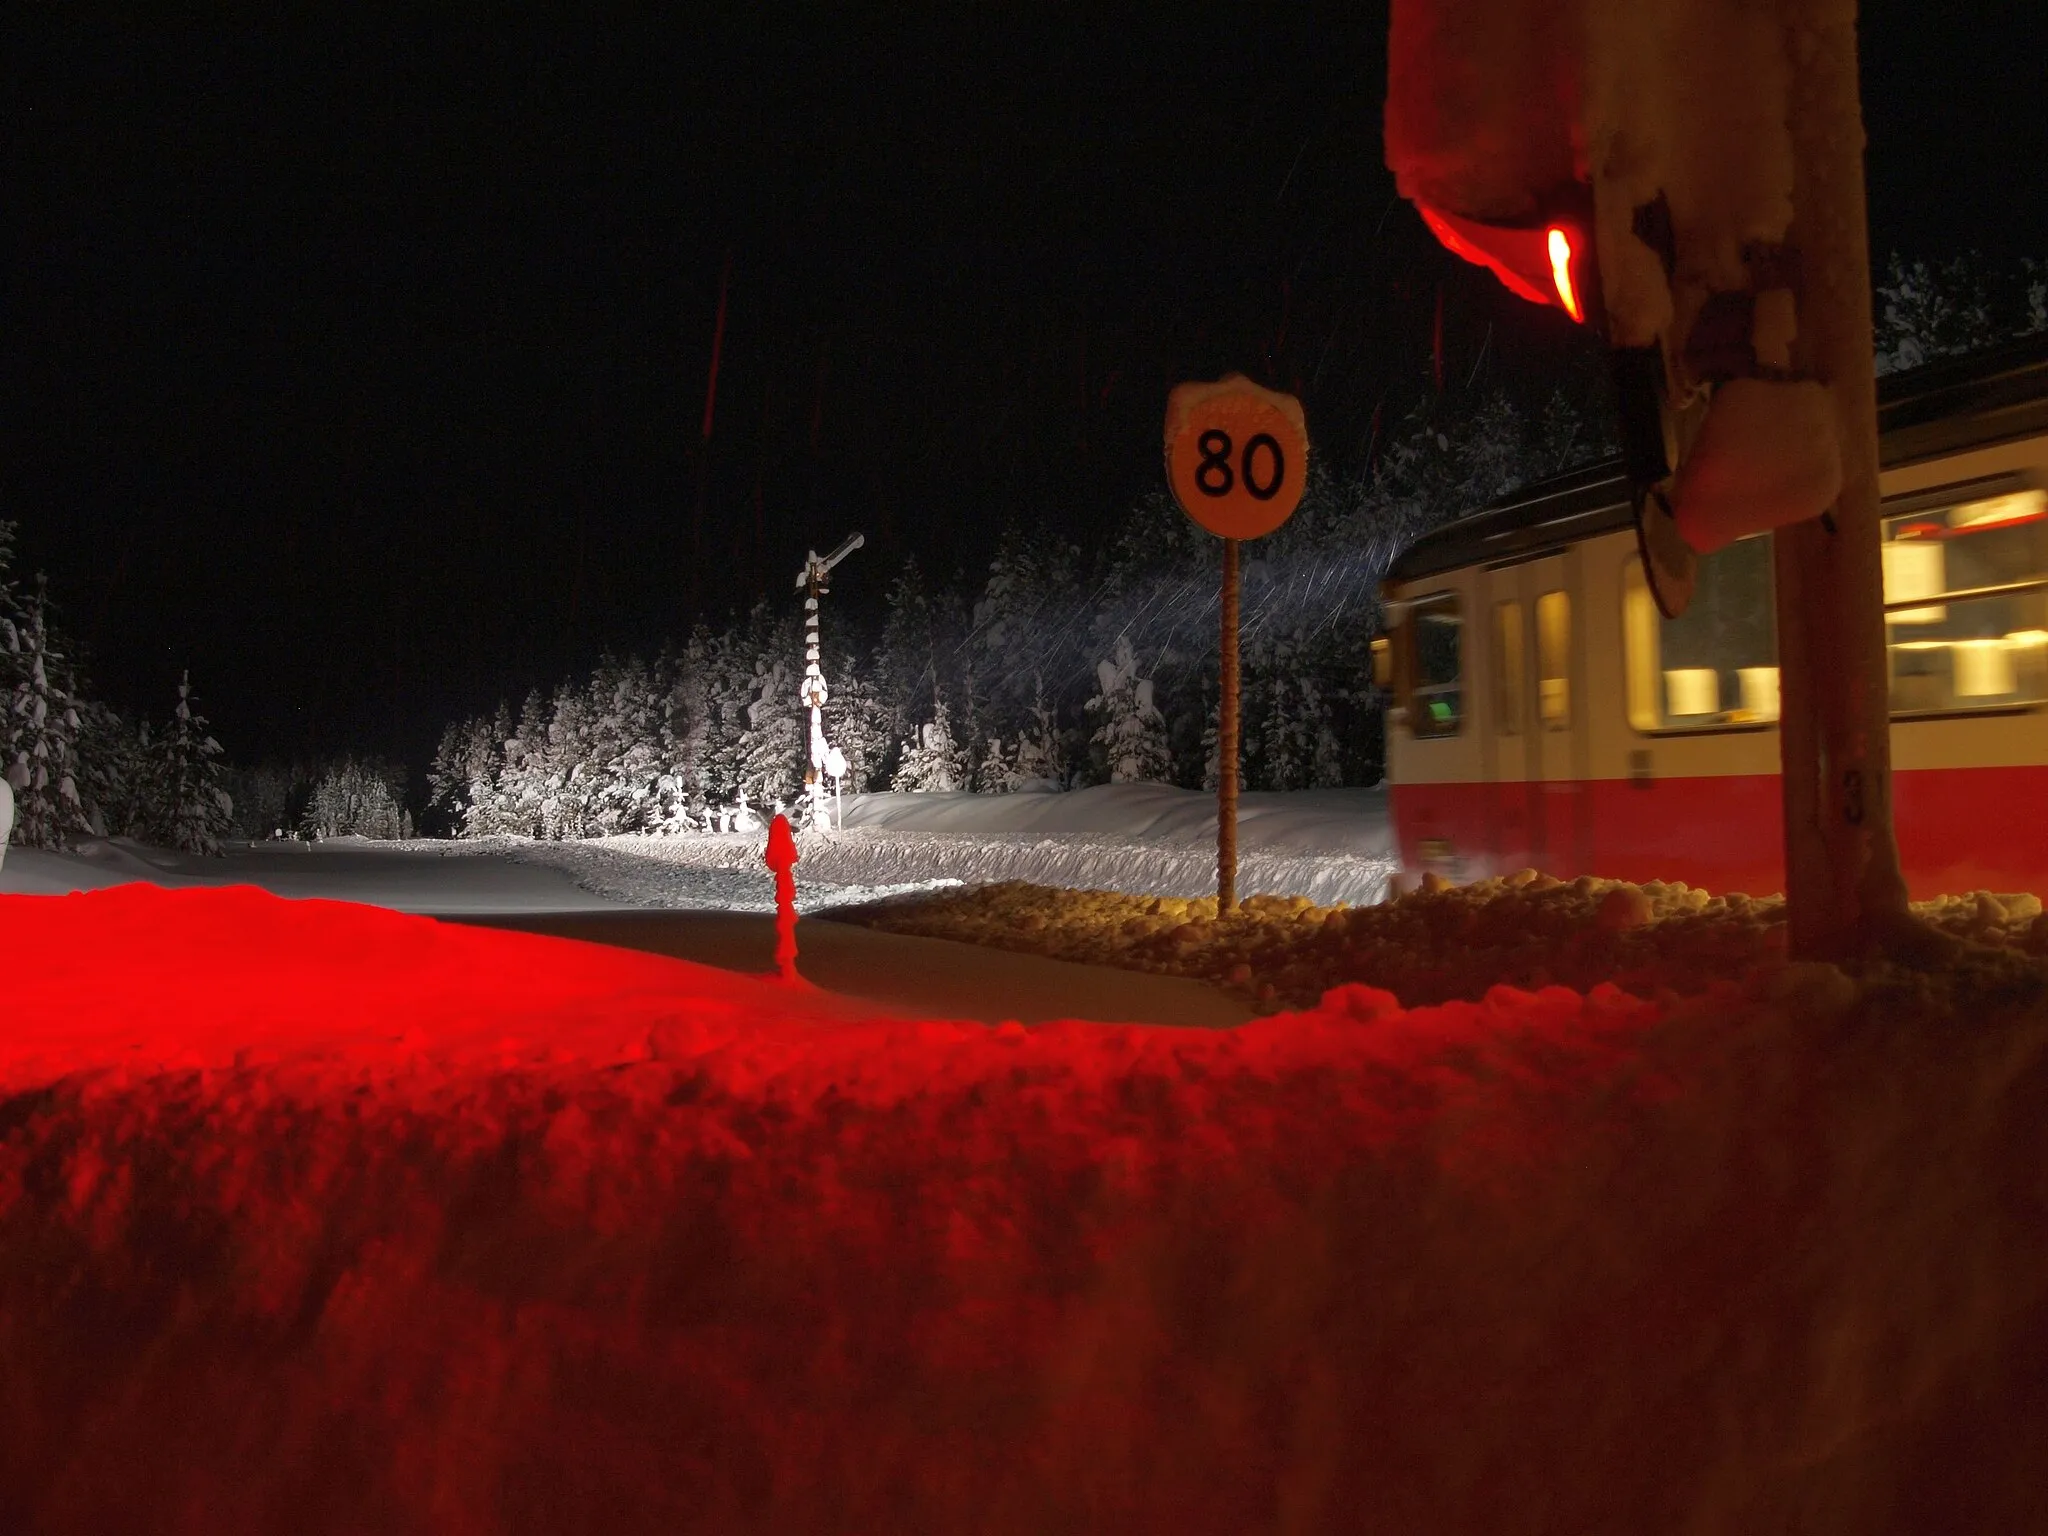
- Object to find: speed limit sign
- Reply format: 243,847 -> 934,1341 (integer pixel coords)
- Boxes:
1164,374 -> 1309,539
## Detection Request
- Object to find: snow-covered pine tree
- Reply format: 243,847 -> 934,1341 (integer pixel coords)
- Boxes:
535,678 -> 596,840
3,581 -> 90,848
892,685 -> 966,792
585,654 -> 667,835
1254,629 -> 1346,790
659,627 -> 721,820
76,698 -> 150,838
1873,252 -> 1998,374
737,651 -> 805,811
428,710 -> 508,837
1085,635 -> 1170,785
1009,675 -> 1066,790
974,735 -> 1013,794
873,557 -> 937,776
225,760 -> 304,842
491,688 -> 553,837
300,755 -> 406,840
143,670 -> 235,854
819,641 -> 892,793
971,523 -> 1085,752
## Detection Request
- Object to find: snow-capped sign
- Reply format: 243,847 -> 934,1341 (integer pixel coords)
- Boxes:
1164,376 -> 1308,540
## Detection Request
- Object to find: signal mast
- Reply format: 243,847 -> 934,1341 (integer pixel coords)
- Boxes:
794,532 -> 863,831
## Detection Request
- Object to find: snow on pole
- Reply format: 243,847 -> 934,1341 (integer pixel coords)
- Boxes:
794,533 -> 863,834
0,776 -> 12,871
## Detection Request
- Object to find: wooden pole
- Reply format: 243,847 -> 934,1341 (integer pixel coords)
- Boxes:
1774,0 -> 1913,960
1218,536 -> 1241,914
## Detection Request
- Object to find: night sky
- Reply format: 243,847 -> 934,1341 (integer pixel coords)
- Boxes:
6,3 -> 2046,772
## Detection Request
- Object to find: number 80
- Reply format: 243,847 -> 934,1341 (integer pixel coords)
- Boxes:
1194,429 -> 1286,501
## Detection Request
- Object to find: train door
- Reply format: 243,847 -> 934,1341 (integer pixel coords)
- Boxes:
1490,552 -> 1591,875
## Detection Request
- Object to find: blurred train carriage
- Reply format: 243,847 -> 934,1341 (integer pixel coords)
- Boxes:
1379,336 -> 2048,898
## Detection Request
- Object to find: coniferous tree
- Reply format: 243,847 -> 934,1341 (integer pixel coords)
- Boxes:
226,760 -> 306,842
1874,252 -> 1999,374
428,711 -> 506,836
3,582 -> 90,848
77,699 -> 151,838
892,686 -> 965,792
737,653 -> 805,811
1085,635 -> 1170,785
1010,676 -> 1067,789
874,557 -> 939,778
300,755 -> 406,840
142,671 -> 235,854
586,655 -> 668,834
820,642 -> 892,793
493,688 -> 553,836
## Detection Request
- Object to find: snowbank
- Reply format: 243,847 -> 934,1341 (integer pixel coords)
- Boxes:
0,785 -> 1400,914
3,883 -> 2046,1531
836,870 -> 2048,1010
487,784 -> 1399,912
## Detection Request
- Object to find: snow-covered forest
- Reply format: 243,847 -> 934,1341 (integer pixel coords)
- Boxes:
424,386 -> 1597,839
0,525 -> 235,855
8,253 -> 2044,852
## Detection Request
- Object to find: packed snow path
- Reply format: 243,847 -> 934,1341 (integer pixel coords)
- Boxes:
4,882 -> 2046,1533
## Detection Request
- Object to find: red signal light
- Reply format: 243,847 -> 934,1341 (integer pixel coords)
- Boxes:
1546,226 -> 1583,322
1415,200 -> 1595,327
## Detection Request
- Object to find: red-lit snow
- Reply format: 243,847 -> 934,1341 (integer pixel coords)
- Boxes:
5,881 -> 2047,1532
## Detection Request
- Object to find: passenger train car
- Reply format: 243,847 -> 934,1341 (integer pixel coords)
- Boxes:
1380,335 -> 2048,898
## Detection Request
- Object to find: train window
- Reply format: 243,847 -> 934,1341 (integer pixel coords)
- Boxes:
1408,591 -> 1463,737
1884,487 -> 2048,713
1493,600 -> 1524,736
1622,536 -> 1778,731
1536,590 -> 1571,728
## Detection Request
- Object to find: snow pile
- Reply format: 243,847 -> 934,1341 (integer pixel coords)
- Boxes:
837,871 -> 2048,1010
486,784 -> 1398,912
3,883 -> 2046,1531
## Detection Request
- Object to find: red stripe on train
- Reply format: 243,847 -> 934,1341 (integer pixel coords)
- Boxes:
1391,766 -> 2048,899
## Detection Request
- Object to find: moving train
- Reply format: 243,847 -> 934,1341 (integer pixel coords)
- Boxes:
1379,334 -> 2048,898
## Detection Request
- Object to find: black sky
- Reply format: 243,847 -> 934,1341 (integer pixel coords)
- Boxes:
5,2 -> 2045,773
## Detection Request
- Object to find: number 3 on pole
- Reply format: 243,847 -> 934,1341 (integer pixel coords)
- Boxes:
1164,375 -> 1309,539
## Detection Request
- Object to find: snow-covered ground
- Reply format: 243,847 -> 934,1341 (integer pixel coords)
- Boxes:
0,783 -> 1400,914
5,879 -> 2046,1532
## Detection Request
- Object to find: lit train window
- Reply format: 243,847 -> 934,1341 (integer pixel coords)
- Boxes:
1493,600 -> 1524,736
1883,487 -> 2048,713
1622,536 -> 1778,731
1537,590 -> 1571,729
1408,591 -> 1463,738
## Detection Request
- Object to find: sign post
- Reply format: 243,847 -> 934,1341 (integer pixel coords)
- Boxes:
1164,375 -> 1309,914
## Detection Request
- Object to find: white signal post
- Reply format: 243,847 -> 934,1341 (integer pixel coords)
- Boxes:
1164,376 -> 1309,914
794,532 -> 864,833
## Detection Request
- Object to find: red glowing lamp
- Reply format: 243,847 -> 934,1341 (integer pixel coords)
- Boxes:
1417,200 -> 1595,327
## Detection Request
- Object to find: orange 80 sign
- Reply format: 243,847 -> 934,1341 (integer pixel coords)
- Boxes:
1164,375 -> 1309,540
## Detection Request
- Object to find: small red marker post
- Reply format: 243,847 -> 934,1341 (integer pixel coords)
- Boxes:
764,812 -> 800,983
